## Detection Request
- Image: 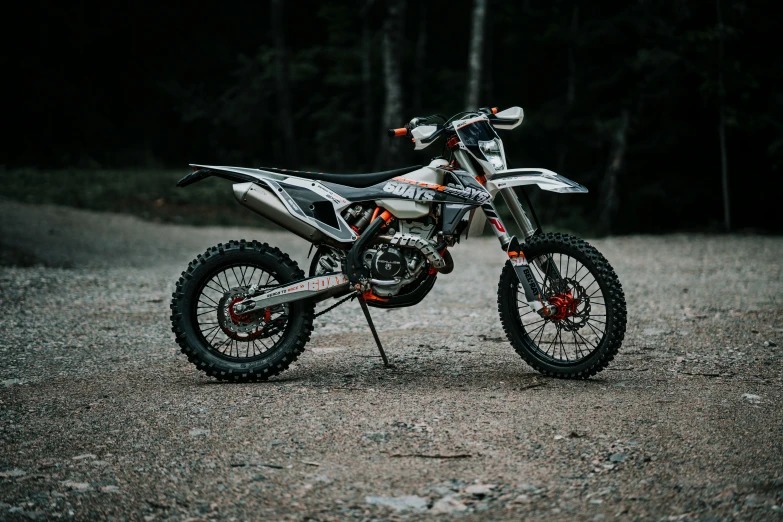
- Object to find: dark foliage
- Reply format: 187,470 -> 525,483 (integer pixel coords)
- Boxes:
4,0 -> 781,233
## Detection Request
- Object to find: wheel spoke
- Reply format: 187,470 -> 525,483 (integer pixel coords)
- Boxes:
223,270 -> 235,292
583,279 -> 600,295
230,267 -> 242,288
559,328 -> 569,361
547,328 -> 559,357
199,294 -> 220,307
576,267 -> 593,286
533,323 -> 548,347
200,325 -> 219,336
526,321 -> 546,340
204,283 -> 224,295
585,320 -> 606,339
572,328 -> 598,350
571,329 -> 587,358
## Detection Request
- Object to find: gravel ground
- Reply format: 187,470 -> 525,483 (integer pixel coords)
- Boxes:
1,199 -> 782,521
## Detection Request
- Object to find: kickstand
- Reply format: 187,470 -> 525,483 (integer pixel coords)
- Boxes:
356,294 -> 391,367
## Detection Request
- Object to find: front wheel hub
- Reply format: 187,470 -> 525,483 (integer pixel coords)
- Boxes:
544,278 -> 590,331
547,291 -> 580,321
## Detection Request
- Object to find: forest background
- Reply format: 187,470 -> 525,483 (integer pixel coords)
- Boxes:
3,0 -> 781,235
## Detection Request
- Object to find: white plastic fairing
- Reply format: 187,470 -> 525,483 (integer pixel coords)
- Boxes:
493,107 -> 524,130
486,168 -> 588,195
411,125 -> 438,150
376,161 -> 445,219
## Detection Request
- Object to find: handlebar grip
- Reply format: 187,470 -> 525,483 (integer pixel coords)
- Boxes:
388,128 -> 408,137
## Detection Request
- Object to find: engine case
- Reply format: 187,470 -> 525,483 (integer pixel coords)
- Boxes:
372,247 -> 405,280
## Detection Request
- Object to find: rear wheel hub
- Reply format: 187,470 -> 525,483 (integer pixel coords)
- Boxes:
217,290 -> 273,341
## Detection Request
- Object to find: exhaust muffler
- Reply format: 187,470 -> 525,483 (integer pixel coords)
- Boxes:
233,182 -> 324,243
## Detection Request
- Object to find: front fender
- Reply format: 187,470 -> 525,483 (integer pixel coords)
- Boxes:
486,168 -> 588,196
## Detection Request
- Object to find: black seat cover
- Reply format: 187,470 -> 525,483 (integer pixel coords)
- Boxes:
257,165 -> 423,188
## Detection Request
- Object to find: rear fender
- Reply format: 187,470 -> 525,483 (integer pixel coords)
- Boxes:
178,165 -> 356,243
177,164 -> 286,187
486,168 -> 588,196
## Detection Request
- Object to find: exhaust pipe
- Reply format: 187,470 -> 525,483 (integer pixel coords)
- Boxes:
376,233 -> 447,270
233,182 -> 324,243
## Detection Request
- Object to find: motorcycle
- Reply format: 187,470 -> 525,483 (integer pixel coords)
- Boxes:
170,107 -> 627,381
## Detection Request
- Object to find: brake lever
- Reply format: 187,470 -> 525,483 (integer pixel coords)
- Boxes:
420,125 -> 448,144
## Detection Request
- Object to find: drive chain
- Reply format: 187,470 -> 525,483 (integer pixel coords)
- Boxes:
314,293 -> 357,318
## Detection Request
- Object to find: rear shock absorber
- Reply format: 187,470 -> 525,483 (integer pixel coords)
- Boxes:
353,208 -> 374,233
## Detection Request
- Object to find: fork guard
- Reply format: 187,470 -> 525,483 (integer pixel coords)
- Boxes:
506,236 -> 555,316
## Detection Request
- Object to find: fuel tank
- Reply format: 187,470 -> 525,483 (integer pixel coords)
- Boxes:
376,158 -> 446,219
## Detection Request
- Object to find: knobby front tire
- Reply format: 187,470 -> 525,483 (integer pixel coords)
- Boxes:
497,233 -> 627,379
170,240 -> 314,382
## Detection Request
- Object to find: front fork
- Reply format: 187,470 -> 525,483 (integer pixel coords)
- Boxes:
482,192 -> 558,316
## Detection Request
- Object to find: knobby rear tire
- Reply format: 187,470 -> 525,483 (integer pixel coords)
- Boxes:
497,233 -> 627,379
170,240 -> 314,382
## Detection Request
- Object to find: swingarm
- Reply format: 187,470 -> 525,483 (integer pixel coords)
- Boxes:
233,273 -> 350,314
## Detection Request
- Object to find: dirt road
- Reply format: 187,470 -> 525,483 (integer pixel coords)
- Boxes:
1,200 -> 781,521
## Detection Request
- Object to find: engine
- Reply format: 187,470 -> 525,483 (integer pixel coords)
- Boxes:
368,246 -> 406,280
362,245 -> 426,297
314,217 -> 450,298
360,220 -> 439,297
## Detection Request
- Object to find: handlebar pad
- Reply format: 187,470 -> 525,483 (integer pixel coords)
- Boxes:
388,128 -> 408,137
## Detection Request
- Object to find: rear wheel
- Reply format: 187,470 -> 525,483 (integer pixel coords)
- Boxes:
498,233 -> 626,378
170,240 -> 314,381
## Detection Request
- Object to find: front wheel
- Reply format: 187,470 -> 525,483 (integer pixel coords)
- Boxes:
498,233 -> 627,379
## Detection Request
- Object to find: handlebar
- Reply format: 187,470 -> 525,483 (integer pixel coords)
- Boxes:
387,107 -> 514,142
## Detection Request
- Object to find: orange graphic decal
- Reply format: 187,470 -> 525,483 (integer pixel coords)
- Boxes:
392,177 -> 447,192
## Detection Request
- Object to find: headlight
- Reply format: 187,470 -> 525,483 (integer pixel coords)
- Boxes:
478,139 -> 505,171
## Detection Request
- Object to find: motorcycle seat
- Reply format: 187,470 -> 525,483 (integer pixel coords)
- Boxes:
257,165 -> 423,188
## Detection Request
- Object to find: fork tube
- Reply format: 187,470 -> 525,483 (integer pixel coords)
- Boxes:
500,187 -> 560,280
481,201 -> 511,249
500,188 -> 537,239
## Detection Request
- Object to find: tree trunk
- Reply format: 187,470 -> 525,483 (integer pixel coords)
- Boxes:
376,0 -> 405,170
482,5 -> 494,104
717,0 -> 731,231
465,0 -> 487,111
413,2 -> 427,113
361,0 -> 376,168
271,0 -> 296,167
557,3 -> 579,174
566,4 -> 579,107
598,110 -> 630,235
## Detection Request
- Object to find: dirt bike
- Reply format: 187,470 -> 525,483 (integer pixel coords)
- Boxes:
170,106 -> 627,381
